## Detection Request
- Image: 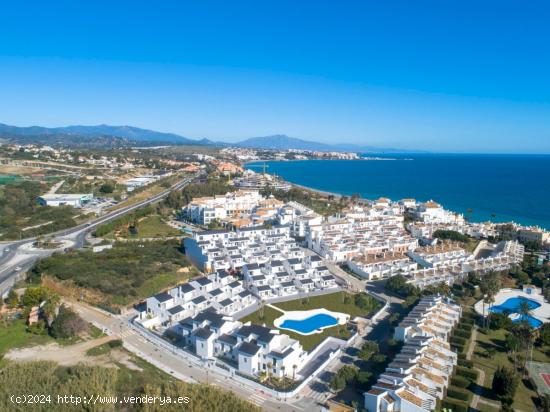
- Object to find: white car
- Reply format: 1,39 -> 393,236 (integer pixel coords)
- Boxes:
14,266 -> 22,272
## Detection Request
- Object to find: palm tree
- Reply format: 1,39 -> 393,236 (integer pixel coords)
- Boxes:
281,365 -> 286,391
266,362 -> 273,383
518,300 -> 531,322
292,364 -> 297,381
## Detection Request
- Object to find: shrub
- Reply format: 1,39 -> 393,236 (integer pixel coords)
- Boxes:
454,329 -> 472,340
492,366 -> 519,400
450,375 -> 471,388
49,305 -> 88,339
441,398 -> 468,412
451,336 -> 467,346
108,339 -> 123,348
456,366 -> 478,381
457,359 -> 474,368
447,386 -> 472,403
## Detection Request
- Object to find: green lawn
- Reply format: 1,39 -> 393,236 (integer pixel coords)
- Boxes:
0,319 -> 53,356
273,291 -> 379,318
241,292 -> 380,351
131,215 -> 181,238
104,215 -> 181,239
473,328 -> 543,412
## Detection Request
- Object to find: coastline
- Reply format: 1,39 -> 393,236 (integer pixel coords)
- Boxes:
243,159 -> 550,229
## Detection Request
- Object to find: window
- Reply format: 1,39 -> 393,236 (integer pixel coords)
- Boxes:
243,358 -> 247,363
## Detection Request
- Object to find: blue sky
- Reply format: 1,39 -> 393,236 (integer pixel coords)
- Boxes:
1,1 -> 549,153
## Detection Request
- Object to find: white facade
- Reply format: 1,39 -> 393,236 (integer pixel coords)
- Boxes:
365,297 -> 461,412
38,193 -> 93,208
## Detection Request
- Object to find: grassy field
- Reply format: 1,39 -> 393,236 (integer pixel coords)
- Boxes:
0,319 -> 54,357
472,328 -> 542,412
241,292 -> 380,351
130,215 -> 181,238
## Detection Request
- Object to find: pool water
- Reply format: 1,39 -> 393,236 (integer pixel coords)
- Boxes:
279,313 -> 338,334
490,297 -> 542,328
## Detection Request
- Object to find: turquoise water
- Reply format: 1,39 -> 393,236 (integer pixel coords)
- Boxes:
490,296 -> 543,328
279,313 -> 338,334
247,154 -> 550,229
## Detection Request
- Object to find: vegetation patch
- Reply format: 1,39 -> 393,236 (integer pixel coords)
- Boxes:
0,361 -> 259,412
29,240 -> 197,309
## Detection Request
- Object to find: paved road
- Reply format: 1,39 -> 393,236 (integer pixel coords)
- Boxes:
0,174 -> 199,297
70,301 -> 313,412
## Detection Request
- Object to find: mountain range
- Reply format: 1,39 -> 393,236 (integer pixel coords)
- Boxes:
0,123 -> 412,153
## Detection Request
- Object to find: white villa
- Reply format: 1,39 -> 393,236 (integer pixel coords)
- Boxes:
177,308 -> 307,379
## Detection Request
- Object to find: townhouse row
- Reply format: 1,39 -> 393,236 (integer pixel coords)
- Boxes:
175,307 -> 308,379
364,296 -> 462,412
137,270 -> 257,328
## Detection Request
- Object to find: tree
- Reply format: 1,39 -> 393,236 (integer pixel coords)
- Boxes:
329,374 -> 346,392
538,323 -> 550,346
49,305 -> 87,339
21,286 -> 50,308
358,341 -> 379,362
492,366 -> 519,401
6,289 -> 19,308
98,183 -> 115,194
505,333 -> 520,369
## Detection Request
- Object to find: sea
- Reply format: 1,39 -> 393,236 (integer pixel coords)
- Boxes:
246,154 -> 550,230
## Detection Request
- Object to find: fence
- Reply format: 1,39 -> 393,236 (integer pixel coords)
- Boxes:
128,318 -> 342,399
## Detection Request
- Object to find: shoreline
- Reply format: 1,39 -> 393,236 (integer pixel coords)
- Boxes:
243,161 -> 548,229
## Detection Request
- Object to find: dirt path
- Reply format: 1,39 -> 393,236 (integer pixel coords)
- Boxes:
5,335 -> 114,365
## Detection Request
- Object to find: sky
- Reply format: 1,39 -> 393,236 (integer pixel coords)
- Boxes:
1,0 -> 550,153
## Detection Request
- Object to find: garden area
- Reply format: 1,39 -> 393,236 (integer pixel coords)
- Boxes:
240,292 -> 381,351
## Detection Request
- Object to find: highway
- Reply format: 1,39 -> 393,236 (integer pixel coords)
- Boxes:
0,174 -> 198,297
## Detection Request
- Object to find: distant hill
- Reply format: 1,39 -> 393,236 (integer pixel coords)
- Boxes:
0,123 -> 418,153
235,134 -> 413,153
237,135 -> 334,151
0,123 -> 210,148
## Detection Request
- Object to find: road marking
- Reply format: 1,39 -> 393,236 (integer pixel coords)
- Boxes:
248,393 -> 267,406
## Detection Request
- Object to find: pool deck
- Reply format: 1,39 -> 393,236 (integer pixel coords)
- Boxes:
273,308 -> 350,336
474,288 -> 550,324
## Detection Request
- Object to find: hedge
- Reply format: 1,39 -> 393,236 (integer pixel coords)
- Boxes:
450,375 -> 471,388
441,398 -> 469,412
451,336 -> 467,346
453,329 -> 472,340
447,386 -> 472,403
457,358 -> 474,368
456,366 -> 479,381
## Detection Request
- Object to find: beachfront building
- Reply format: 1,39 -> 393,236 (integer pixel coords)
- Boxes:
177,308 -> 307,378
232,169 -> 292,192
497,223 -> 550,246
38,193 -> 93,208
406,221 -> 497,240
183,190 -> 264,226
411,201 -> 465,225
364,297 -> 461,412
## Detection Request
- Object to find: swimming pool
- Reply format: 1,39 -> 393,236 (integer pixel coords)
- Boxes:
490,296 -> 542,327
490,296 -> 541,313
279,313 -> 339,334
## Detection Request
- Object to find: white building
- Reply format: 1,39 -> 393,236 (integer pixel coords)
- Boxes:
179,309 -> 307,379
365,297 -> 461,412
38,193 -> 93,208
184,190 -> 264,226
